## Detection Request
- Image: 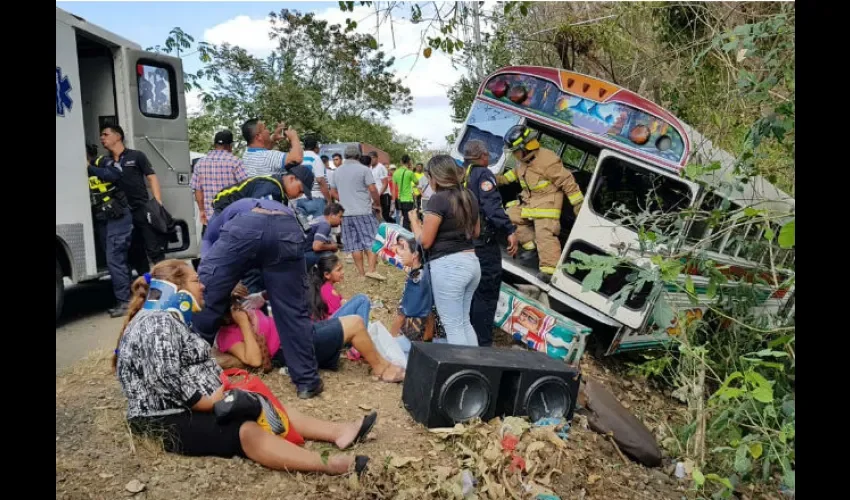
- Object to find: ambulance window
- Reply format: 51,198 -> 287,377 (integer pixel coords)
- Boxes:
590,156 -> 693,234
137,61 -> 178,119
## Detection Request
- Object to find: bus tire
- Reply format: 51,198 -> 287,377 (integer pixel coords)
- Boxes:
56,258 -> 65,323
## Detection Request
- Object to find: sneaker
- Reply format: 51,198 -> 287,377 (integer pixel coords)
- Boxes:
297,380 -> 324,400
108,302 -> 129,318
365,272 -> 386,281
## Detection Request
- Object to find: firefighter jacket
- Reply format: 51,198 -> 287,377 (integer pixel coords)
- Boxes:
496,148 -> 584,219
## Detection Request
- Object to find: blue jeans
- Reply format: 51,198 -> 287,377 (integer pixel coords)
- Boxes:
331,293 -> 371,327
299,198 -> 326,220
96,207 -> 133,304
429,251 -> 481,346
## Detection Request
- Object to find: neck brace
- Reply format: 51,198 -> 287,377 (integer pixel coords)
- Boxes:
143,279 -> 201,325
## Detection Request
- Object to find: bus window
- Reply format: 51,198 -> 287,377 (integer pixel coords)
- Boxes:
590,156 -> 693,235
457,101 -> 522,166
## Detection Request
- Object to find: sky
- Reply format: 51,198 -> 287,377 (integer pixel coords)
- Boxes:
57,0 -> 489,148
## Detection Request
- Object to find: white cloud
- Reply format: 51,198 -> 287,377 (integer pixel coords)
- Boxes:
202,4 -> 476,148
185,89 -> 202,116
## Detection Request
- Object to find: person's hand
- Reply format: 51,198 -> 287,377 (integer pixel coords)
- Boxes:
211,385 -> 226,404
507,233 -> 519,257
231,282 -> 249,299
408,208 -> 419,222
200,212 -> 208,226
271,122 -> 285,143
283,126 -> 298,141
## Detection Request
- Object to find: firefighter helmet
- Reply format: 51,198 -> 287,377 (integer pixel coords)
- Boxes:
504,125 -> 540,152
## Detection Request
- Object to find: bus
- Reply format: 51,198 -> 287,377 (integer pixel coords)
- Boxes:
450,66 -> 795,355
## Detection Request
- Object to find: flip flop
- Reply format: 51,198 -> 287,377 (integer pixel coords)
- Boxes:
354,455 -> 370,477
343,411 -> 378,450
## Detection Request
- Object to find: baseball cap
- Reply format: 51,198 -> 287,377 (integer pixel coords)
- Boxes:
282,165 -> 315,200
214,130 -> 234,145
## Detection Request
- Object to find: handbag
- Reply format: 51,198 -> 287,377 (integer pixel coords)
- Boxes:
219,368 -> 305,445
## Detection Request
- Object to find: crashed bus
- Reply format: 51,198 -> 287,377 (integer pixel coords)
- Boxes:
450,66 -> 795,355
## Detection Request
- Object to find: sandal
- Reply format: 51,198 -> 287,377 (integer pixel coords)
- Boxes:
343,411 -> 378,450
354,455 -> 370,476
346,347 -> 362,362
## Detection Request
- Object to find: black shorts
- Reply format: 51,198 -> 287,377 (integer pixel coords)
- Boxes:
129,411 -> 245,458
270,318 -> 345,371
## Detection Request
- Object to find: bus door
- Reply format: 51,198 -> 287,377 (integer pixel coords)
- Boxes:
551,150 -> 700,330
120,48 -> 195,257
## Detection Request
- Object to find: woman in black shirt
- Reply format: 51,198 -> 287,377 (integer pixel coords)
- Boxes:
409,155 -> 481,346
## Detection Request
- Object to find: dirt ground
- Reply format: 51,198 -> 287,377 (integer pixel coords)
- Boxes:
55,260 -> 755,499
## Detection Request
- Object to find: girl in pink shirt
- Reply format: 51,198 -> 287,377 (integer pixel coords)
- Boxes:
217,284 -> 404,383
310,254 -> 372,327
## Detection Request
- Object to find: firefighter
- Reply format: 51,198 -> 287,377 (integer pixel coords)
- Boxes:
86,145 -> 134,317
497,125 -> 584,283
461,140 -> 518,347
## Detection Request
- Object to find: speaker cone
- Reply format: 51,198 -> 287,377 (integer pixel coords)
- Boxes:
523,376 -> 572,422
438,370 -> 492,423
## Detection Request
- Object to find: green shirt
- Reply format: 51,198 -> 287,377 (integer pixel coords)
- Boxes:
392,166 -> 416,203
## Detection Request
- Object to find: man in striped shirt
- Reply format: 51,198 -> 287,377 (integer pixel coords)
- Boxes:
296,136 -> 330,219
189,130 -> 247,232
240,118 -> 304,178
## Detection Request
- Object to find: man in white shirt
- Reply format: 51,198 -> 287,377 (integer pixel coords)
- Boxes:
297,136 -> 330,219
240,118 -> 303,178
368,151 -> 392,223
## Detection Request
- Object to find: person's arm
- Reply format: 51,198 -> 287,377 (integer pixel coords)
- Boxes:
318,177 -> 332,202
410,211 -> 441,249
138,153 -> 163,203
191,385 -> 226,412
367,184 -> 381,209
379,167 -> 390,195
543,152 -> 584,210
312,224 -> 338,252
233,162 -> 249,183
390,313 -> 405,337
225,310 -> 264,368
87,157 -> 123,182
275,126 -> 303,165
194,189 -> 207,225
496,168 -> 518,186
473,217 -> 481,239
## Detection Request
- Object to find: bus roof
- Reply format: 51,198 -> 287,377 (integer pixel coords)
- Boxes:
477,66 -> 691,171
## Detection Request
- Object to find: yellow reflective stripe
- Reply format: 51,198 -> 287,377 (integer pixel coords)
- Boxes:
519,180 -> 528,189
88,176 -> 111,192
213,176 -> 282,204
528,180 -> 551,192
503,170 -> 517,182
539,266 -> 556,275
520,208 -> 561,219
505,200 -> 519,208
462,165 -> 473,188
522,241 -> 536,251
568,191 -> 585,205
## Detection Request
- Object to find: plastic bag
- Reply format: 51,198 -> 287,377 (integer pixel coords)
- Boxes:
240,292 -> 267,311
367,321 -> 408,369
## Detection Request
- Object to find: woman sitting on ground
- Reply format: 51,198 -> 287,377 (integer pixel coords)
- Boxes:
114,259 -> 376,475
217,283 -> 405,383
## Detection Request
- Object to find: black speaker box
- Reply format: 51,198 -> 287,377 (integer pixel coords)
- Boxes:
402,342 -> 581,428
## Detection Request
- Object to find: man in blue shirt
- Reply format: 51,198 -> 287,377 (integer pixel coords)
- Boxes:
193,166 -> 326,399
304,202 -> 344,269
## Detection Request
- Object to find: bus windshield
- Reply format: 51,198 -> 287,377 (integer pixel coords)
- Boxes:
456,101 -> 522,167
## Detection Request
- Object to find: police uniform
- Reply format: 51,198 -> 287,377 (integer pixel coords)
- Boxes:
88,156 -> 134,307
193,197 -> 322,395
497,147 -> 584,277
463,162 -> 516,347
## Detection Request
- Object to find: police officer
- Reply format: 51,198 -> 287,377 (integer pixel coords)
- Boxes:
497,126 -> 584,284
461,140 -> 519,347
86,145 -> 134,318
192,165 -> 325,399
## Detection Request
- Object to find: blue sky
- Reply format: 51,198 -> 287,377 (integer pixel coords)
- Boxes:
57,1 -> 476,147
